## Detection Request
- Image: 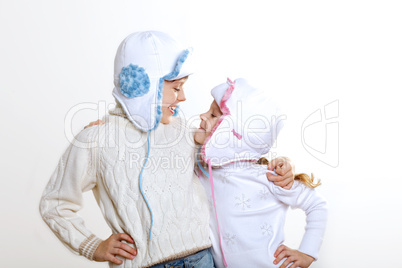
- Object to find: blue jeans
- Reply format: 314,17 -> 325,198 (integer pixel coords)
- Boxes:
150,248 -> 215,268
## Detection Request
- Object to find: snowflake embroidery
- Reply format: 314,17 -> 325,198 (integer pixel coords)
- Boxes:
235,194 -> 251,210
259,187 -> 270,200
221,170 -> 233,184
223,232 -> 237,246
260,222 -> 273,237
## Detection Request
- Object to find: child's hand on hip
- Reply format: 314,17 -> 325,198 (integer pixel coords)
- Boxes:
93,233 -> 137,265
273,245 -> 314,268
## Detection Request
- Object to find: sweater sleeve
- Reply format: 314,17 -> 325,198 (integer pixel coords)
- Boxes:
39,127 -> 103,260
272,181 -> 328,260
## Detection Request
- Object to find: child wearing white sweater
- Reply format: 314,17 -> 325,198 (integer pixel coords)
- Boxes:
40,31 -> 213,268
40,32 -> 296,268
194,78 -> 328,268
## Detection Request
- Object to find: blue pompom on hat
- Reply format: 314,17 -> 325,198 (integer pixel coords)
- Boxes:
119,64 -> 150,98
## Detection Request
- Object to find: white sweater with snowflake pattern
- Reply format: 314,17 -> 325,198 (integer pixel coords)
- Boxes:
198,162 -> 328,268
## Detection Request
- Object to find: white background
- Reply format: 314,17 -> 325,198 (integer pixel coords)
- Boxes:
1,0 -> 401,267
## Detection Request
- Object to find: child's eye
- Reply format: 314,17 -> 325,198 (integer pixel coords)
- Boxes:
211,114 -> 216,118
174,88 -> 180,92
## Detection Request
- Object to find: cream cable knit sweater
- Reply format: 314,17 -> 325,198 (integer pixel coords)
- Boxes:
40,107 -> 211,267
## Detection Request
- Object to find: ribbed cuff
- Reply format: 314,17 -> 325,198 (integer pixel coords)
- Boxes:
298,233 -> 322,261
79,234 -> 103,260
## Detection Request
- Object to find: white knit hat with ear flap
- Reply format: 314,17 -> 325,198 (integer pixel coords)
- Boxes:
201,78 -> 285,166
112,31 -> 194,132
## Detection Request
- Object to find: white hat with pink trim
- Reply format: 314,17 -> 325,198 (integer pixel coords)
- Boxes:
200,78 -> 285,166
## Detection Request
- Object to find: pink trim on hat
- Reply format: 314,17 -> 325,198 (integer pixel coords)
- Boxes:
220,78 -> 235,116
201,78 -> 236,161
231,129 -> 242,140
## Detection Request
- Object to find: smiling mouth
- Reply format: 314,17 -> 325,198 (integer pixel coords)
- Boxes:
168,106 -> 176,114
198,125 -> 207,132
196,127 -> 206,135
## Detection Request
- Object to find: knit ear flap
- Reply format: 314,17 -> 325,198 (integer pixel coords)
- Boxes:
119,64 -> 151,98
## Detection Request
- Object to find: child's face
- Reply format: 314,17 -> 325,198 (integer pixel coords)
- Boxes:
194,100 -> 223,145
161,77 -> 187,124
